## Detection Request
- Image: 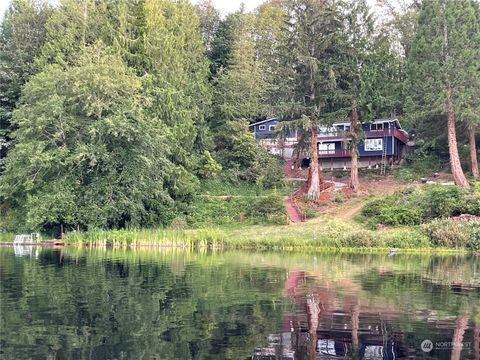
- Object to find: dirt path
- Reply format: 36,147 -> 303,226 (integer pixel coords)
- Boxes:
284,196 -> 303,223
283,160 -> 305,223
311,176 -> 416,223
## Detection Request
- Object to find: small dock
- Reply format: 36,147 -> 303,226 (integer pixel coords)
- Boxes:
1,233 -> 65,247
0,239 -> 65,246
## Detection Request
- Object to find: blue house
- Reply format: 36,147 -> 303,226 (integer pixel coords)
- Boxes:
250,118 -> 409,170
249,118 -> 298,158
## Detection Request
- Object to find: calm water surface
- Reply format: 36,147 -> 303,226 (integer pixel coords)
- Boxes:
0,248 -> 479,360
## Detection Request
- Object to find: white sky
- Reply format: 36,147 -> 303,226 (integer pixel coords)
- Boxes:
0,0 -> 10,20
191,0 -> 262,15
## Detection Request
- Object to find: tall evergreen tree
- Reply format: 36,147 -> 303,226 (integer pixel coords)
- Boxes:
340,0 -> 375,193
254,1 -> 290,114
209,11 -> 243,75
341,0 -> 402,192
277,0 -> 343,200
0,0 -> 52,172
194,0 -> 220,52
37,0 -> 109,69
457,0 -> 480,178
406,0 -> 476,188
213,12 -> 267,124
115,0 -> 213,202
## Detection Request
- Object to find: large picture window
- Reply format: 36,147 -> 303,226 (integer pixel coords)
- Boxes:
364,138 -> 383,151
318,143 -> 335,154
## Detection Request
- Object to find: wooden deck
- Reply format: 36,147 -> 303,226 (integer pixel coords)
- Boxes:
0,240 -> 65,246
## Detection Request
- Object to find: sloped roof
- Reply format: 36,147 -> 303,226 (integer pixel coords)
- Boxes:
248,118 -> 277,127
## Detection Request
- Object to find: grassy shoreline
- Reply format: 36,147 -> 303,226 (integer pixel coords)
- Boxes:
58,218 -> 475,253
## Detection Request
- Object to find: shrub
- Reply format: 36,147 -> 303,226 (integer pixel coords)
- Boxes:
419,185 -> 462,219
470,222 -> 480,252
422,219 -> 472,249
250,195 -> 284,217
384,228 -> 431,248
189,194 -> 286,227
341,229 -> 376,247
361,185 -> 480,228
305,204 -> 316,219
334,193 -> 345,203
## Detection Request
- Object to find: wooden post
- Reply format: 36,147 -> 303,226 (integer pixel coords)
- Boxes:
60,224 -> 64,240
239,213 -> 244,223
76,224 -> 80,232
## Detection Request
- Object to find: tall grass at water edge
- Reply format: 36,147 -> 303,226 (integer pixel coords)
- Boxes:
65,228 -> 227,248
63,218 -> 474,253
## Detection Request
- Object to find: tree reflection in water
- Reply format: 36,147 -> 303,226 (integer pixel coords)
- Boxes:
0,248 -> 479,360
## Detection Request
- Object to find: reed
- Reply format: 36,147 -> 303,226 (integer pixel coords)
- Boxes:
63,218 -> 473,253
65,227 -> 227,249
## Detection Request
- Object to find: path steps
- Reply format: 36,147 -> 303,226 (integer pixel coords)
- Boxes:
282,160 -> 304,223
283,160 -> 297,178
284,196 -> 303,223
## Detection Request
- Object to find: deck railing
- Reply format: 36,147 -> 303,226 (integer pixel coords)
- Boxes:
318,149 -> 351,158
317,128 -> 409,143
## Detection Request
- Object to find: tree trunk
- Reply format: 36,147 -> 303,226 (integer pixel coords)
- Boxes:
446,85 -> 469,188
442,5 -> 469,188
351,302 -> 360,355
451,316 -> 468,360
350,101 -> 359,193
306,294 -> 320,360
474,322 -> 479,360
307,126 -> 321,200
469,126 -> 478,178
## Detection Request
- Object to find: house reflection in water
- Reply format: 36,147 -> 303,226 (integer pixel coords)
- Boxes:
252,269 -> 478,360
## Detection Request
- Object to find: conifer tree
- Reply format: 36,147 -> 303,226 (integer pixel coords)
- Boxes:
0,0 -> 52,172
277,0 -> 343,201
406,0 -> 476,188
341,0 -> 401,192
37,0 -> 109,68
194,0 -> 220,52
213,12 -> 267,124
340,0 -> 375,193
254,1 -> 290,114
459,0 -> 480,178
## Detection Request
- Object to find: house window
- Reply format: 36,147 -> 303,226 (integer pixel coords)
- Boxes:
370,123 -> 384,131
318,143 -> 335,154
258,125 -> 266,131
269,125 -> 276,131
365,138 -> 383,151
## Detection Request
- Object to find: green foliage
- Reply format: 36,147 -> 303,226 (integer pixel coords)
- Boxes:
422,219 -> 480,250
189,194 -> 286,227
213,121 -> 283,187
0,0 -> 52,171
362,185 -> 480,228
197,150 -> 222,179
405,0 -> 479,166
334,192 -> 345,203
394,149 -> 445,182
1,44 -> 176,230
304,204 -> 317,219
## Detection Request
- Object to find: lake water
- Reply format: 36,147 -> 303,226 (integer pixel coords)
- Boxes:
0,247 -> 479,360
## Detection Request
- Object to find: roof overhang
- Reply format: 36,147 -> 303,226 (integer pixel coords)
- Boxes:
248,118 -> 277,127
332,118 -> 402,129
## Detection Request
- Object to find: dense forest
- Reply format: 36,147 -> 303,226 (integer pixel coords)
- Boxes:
0,0 -> 479,232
